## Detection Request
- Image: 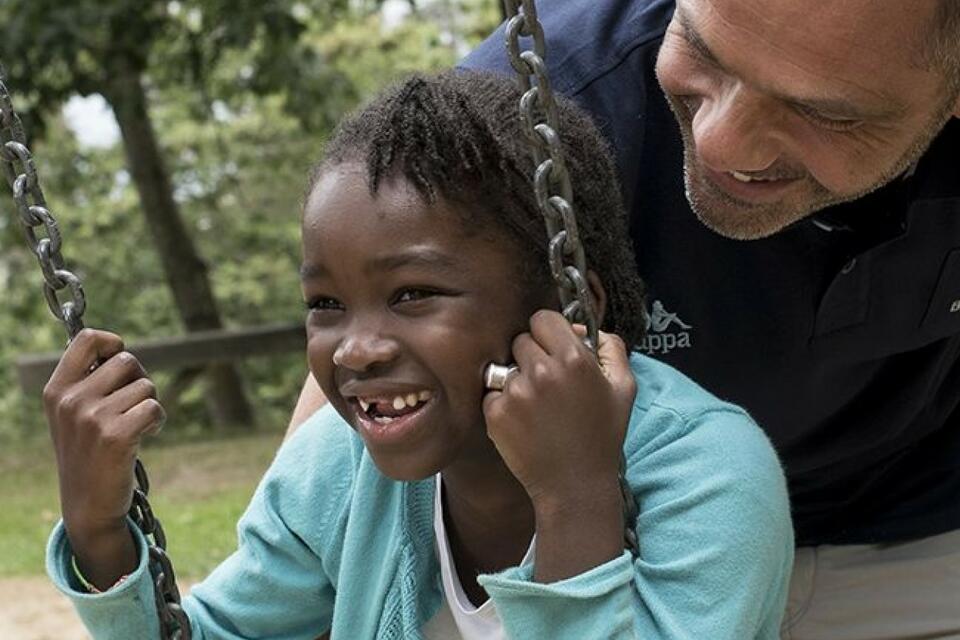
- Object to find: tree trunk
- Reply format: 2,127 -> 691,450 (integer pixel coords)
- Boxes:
102,54 -> 254,429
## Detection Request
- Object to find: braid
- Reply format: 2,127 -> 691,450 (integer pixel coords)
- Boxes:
310,70 -> 648,349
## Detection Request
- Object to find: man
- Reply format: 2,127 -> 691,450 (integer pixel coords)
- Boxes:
288,1 -> 960,637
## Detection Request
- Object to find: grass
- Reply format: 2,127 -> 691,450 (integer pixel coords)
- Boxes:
0,430 -> 283,579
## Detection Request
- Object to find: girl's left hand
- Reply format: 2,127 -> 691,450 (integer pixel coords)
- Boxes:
482,310 -> 637,511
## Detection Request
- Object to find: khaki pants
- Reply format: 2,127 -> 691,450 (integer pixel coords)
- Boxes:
780,528 -> 960,640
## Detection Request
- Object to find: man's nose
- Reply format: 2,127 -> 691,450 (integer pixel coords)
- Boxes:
333,326 -> 400,373
691,84 -> 782,173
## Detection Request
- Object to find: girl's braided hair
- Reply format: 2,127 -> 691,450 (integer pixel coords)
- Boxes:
309,70 -> 647,349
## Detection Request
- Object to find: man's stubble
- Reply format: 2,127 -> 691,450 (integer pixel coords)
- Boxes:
662,90 -> 958,240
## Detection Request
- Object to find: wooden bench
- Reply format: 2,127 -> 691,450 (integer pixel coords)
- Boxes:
15,322 -> 306,395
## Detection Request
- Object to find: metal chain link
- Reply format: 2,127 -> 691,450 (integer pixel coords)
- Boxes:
502,0 -> 641,556
0,69 -> 191,640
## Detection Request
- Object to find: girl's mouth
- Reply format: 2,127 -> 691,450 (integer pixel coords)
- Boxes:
352,390 -> 435,446
357,390 -> 433,423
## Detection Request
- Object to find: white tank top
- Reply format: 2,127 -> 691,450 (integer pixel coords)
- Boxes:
422,474 -> 536,639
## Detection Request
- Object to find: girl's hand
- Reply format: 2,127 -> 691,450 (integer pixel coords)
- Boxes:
43,328 -> 164,585
481,310 -> 637,512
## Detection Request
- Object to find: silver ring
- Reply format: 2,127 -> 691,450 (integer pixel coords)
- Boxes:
484,363 -> 519,391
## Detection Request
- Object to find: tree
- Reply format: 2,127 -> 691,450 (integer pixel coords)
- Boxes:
0,0 -> 501,437
0,0 -> 334,427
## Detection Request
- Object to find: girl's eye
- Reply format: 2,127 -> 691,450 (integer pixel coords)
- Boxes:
795,105 -> 863,132
305,296 -> 344,312
392,288 -> 437,304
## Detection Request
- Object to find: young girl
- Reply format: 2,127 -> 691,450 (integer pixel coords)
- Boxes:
44,71 -> 793,639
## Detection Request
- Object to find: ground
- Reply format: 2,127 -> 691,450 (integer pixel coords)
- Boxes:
0,576 -> 202,639
0,576 -> 87,640
0,431 -> 282,638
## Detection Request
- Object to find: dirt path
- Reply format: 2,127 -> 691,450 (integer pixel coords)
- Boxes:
0,576 -> 90,640
0,576 -> 195,639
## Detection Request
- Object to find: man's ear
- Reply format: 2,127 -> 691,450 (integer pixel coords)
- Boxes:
585,270 -> 608,328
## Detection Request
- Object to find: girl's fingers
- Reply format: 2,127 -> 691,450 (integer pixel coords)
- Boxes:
528,310 -> 581,355
118,398 -> 166,438
510,332 -> 548,371
568,324 -> 629,378
47,329 -> 124,389
81,350 -> 148,398
596,330 -> 629,367
482,388 -> 503,420
103,377 -> 159,417
597,330 -> 635,389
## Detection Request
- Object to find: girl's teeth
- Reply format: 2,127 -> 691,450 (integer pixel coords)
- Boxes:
358,391 -> 432,415
374,416 -> 395,424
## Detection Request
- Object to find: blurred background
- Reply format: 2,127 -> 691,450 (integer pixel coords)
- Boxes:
0,1 -> 503,636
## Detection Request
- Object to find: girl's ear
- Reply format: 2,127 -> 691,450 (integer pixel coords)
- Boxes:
586,270 -> 607,328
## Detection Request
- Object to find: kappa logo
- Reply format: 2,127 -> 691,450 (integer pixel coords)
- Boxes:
640,300 -> 694,355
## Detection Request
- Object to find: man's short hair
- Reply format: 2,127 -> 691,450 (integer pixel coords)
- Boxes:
927,0 -> 960,92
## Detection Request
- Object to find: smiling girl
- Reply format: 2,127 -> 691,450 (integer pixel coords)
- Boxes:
44,71 -> 793,639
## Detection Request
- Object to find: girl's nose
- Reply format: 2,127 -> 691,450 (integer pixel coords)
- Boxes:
691,83 -> 783,174
333,332 -> 401,373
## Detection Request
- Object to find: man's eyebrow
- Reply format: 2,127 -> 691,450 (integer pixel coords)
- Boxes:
674,4 -> 904,120
676,4 -> 723,67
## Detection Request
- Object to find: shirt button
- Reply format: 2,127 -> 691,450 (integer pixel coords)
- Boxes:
842,258 -> 857,274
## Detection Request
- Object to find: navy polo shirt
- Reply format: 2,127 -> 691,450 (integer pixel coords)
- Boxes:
464,0 -> 960,546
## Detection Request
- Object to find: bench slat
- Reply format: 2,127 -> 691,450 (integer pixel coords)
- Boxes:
15,323 -> 306,395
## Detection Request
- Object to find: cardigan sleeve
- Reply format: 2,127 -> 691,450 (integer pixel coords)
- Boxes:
46,408 -> 355,640
479,405 -> 794,640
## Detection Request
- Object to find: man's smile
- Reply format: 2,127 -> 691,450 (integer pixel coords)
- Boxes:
699,162 -> 801,205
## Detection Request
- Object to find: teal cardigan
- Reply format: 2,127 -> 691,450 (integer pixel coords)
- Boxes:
48,353 -> 794,639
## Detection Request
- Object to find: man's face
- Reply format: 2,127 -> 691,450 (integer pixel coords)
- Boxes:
655,0 -> 960,240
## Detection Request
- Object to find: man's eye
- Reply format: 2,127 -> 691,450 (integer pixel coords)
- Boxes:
796,105 -> 863,132
305,297 -> 344,312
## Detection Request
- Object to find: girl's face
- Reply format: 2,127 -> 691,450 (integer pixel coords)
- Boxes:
300,164 -> 540,480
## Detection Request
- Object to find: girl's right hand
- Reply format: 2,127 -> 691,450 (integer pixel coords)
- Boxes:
43,328 -> 165,585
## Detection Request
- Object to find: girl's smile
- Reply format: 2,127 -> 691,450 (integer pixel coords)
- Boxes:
342,385 -> 436,447
300,163 -> 543,481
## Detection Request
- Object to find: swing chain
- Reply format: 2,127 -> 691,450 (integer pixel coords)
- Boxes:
0,72 -> 191,640
0,84 -> 86,337
503,0 -> 598,351
502,0 -> 641,556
